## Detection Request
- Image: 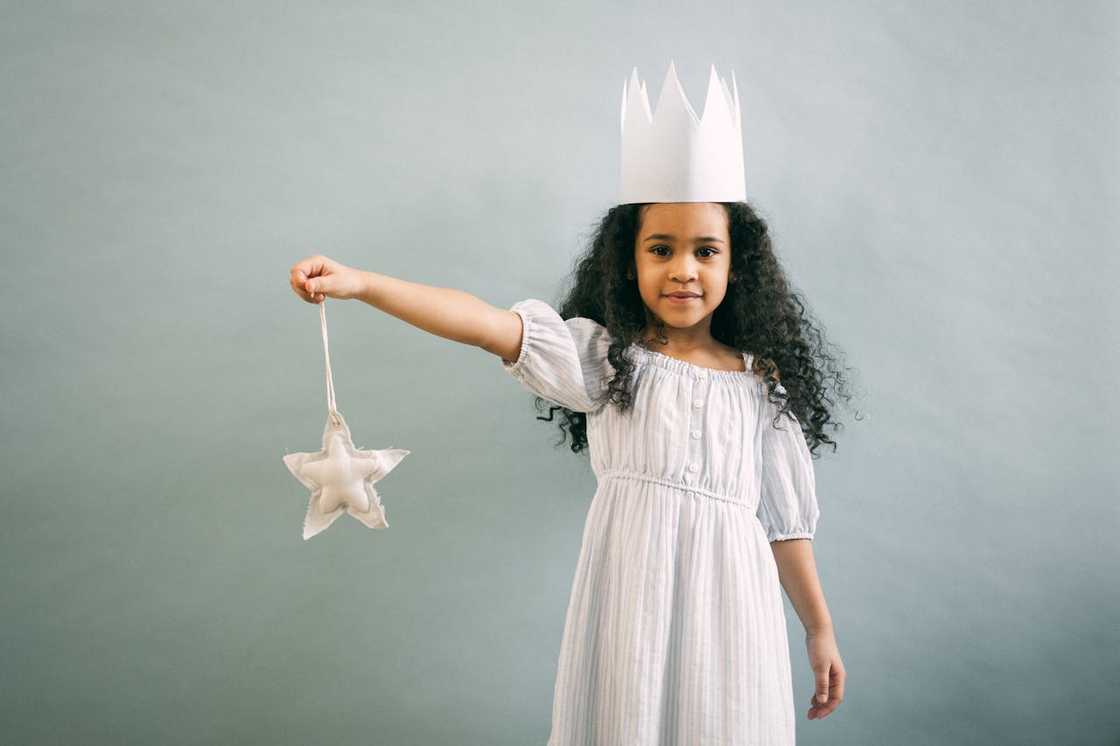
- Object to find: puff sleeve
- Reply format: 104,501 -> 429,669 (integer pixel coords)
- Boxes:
756,383 -> 821,542
499,298 -> 613,414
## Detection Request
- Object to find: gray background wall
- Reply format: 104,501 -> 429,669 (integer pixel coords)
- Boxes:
2,1 -> 1117,744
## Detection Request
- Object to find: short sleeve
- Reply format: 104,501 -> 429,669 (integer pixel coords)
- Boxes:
499,298 -> 613,414
756,383 -> 820,542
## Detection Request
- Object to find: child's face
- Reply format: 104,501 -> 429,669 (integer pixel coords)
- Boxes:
632,202 -> 733,333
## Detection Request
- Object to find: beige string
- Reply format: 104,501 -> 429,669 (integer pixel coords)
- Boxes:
319,300 -> 341,426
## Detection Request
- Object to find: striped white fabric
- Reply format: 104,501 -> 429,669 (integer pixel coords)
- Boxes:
501,298 -> 820,745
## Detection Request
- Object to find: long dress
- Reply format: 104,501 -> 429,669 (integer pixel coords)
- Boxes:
500,298 -> 821,746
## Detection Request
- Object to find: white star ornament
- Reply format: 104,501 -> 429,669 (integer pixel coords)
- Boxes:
283,412 -> 409,540
282,299 -> 409,540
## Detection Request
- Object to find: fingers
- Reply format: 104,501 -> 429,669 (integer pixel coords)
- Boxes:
807,664 -> 845,720
831,670 -> 845,709
289,255 -> 330,304
306,272 -> 338,302
813,667 -> 830,706
289,266 -> 320,303
291,254 -> 331,280
288,254 -> 355,303
807,693 -> 838,720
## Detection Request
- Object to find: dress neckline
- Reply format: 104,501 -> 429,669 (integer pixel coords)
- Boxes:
628,343 -> 755,379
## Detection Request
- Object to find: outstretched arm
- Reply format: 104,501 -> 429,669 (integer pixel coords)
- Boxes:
355,269 -> 525,361
289,255 -> 524,362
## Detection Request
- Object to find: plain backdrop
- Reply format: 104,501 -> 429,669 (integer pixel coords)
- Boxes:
2,1 -> 1117,744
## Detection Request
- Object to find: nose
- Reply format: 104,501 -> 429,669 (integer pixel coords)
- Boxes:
669,255 -> 700,282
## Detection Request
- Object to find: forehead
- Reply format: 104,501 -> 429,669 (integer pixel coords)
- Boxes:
638,202 -> 729,238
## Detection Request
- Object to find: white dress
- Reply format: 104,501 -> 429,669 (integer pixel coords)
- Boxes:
501,298 -> 821,746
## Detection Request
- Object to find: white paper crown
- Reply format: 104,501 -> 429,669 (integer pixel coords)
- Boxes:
619,60 -> 746,205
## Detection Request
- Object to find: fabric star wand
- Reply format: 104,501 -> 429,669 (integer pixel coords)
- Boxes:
282,299 -> 409,540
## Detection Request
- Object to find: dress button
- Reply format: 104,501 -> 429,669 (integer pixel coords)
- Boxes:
690,430 -> 701,439
688,463 -> 699,473
693,399 -> 704,408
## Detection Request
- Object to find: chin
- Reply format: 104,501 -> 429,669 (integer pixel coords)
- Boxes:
660,300 -> 707,310
659,307 -> 707,321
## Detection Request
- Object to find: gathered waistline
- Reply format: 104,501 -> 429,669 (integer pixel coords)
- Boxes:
597,469 -> 754,508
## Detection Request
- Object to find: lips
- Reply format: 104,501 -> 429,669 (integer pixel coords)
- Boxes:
665,292 -> 700,298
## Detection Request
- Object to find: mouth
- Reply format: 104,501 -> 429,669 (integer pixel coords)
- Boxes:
664,292 -> 702,303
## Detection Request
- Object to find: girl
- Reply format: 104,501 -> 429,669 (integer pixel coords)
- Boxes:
287,199 -> 851,744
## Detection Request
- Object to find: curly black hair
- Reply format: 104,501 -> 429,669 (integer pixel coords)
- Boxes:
527,201 -> 860,458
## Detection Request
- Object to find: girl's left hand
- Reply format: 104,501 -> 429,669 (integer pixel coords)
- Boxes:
805,628 -> 845,720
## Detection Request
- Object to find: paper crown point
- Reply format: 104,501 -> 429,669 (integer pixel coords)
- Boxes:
619,60 -> 746,205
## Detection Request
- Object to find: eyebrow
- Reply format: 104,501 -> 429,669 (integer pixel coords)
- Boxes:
643,234 -> 725,244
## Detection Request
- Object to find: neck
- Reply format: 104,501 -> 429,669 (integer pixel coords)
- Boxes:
638,322 -> 716,352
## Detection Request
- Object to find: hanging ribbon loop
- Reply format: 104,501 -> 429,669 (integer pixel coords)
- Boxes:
319,300 -> 341,426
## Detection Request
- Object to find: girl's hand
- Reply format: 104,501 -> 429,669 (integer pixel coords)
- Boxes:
289,255 -> 366,304
805,628 -> 845,720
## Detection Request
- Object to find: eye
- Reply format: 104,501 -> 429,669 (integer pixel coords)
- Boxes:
650,245 -> 720,258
